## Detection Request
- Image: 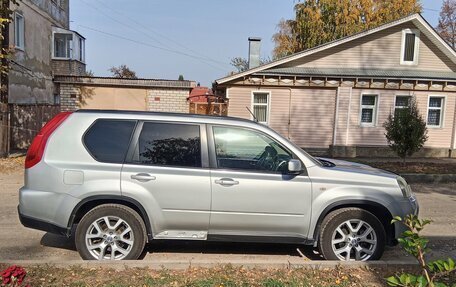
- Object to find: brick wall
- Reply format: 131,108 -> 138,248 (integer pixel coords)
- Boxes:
52,60 -> 86,76
147,89 -> 189,113
59,83 -> 81,111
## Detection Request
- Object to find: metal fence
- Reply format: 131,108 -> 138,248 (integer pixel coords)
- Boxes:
189,102 -> 228,116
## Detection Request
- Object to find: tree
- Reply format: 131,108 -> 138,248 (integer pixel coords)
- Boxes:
109,65 -> 137,79
383,98 -> 428,164
178,74 -> 184,81
272,0 -> 421,59
230,57 -> 272,73
436,0 -> 456,49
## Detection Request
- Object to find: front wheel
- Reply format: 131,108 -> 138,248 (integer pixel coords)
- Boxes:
75,204 -> 147,260
318,208 -> 386,261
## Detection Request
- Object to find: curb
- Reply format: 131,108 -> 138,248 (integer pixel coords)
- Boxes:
401,173 -> 456,184
0,259 -> 418,270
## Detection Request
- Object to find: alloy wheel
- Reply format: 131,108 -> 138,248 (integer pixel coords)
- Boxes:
330,219 -> 377,261
85,216 -> 134,260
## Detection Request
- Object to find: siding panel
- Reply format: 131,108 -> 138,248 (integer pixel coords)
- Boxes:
279,23 -> 456,73
227,87 -> 337,148
346,89 -> 456,149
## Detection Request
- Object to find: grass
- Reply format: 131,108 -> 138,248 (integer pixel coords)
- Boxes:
0,264 -> 438,287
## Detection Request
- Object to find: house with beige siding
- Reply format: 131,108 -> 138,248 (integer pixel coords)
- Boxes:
215,14 -> 456,158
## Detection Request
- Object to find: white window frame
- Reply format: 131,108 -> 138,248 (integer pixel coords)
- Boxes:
14,12 -> 24,50
359,94 -> 378,127
52,31 -> 73,60
394,95 -> 412,114
400,28 -> 420,66
251,91 -> 271,125
427,95 -> 446,128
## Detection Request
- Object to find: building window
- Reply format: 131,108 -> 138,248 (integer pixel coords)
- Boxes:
401,29 -> 419,65
54,33 -> 73,58
14,13 -> 24,50
252,92 -> 269,124
394,96 -> 411,117
52,29 -> 85,62
427,97 -> 444,127
360,95 -> 378,126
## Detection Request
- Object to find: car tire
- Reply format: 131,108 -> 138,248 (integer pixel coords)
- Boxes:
318,208 -> 386,261
75,204 -> 147,260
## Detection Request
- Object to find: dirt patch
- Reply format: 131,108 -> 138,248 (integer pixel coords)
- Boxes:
0,156 -> 24,174
0,264 -> 442,287
357,161 -> 456,174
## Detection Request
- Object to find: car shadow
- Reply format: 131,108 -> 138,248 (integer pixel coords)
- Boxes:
40,233 -> 322,260
145,240 -> 322,259
40,233 -> 76,251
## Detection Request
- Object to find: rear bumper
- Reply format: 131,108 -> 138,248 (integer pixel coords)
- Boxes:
18,205 -> 69,237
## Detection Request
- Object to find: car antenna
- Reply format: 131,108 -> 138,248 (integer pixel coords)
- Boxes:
246,107 -> 258,122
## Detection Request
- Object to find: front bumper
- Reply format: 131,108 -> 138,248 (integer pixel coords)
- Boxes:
392,195 -> 419,240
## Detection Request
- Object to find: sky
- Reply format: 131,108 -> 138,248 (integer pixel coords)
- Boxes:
70,0 -> 443,86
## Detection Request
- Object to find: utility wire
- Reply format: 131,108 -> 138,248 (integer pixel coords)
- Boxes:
78,24 -> 227,72
79,0 -> 229,71
93,0 -> 229,67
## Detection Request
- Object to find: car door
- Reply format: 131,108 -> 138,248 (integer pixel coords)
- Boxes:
208,125 -> 313,240
121,121 -> 211,240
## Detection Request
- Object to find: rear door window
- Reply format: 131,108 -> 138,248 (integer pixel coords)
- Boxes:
131,122 -> 202,168
84,119 -> 136,163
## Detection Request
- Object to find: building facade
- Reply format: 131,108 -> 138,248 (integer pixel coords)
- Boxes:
216,14 -> 456,158
8,0 -> 86,104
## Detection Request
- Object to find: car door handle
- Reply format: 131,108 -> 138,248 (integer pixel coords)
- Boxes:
131,173 -> 156,182
215,178 -> 239,186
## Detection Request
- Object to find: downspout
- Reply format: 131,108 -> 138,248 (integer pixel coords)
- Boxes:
287,88 -> 292,139
332,87 -> 340,146
345,87 -> 353,146
451,96 -> 456,157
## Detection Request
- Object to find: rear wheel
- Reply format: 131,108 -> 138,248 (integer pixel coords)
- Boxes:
318,208 -> 386,261
75,204 -> 146,260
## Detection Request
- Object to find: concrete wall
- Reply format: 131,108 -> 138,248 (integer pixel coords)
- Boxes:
8,0 -> 69,104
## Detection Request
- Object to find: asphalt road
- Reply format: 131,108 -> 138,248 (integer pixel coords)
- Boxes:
1,171 -> 455,262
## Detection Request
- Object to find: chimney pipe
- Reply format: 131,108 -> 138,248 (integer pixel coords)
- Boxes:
248,37 -> 261,69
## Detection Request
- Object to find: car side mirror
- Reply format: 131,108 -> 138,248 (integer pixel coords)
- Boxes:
288,159 -> 302,174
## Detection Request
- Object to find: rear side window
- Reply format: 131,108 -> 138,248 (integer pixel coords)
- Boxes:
84,119 -> 136,163
132,122 -> 201,168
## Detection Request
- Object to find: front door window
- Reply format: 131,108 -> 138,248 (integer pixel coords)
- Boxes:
213,126 -> 292,173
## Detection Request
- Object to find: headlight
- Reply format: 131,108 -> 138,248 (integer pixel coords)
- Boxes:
397,177 -> 412,198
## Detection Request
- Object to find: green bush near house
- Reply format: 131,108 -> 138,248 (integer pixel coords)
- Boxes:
384,98 -> 428,164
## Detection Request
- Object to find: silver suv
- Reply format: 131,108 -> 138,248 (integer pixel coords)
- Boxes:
18,110 -> 418,261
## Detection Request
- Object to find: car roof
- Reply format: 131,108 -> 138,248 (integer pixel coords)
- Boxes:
75,109 -> 258,126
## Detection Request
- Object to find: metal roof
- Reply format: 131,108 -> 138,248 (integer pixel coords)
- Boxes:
54,76 -> 196,89
255,67 -> 456,81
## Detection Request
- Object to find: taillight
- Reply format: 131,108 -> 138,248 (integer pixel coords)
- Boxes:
25,112 -> 73,169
